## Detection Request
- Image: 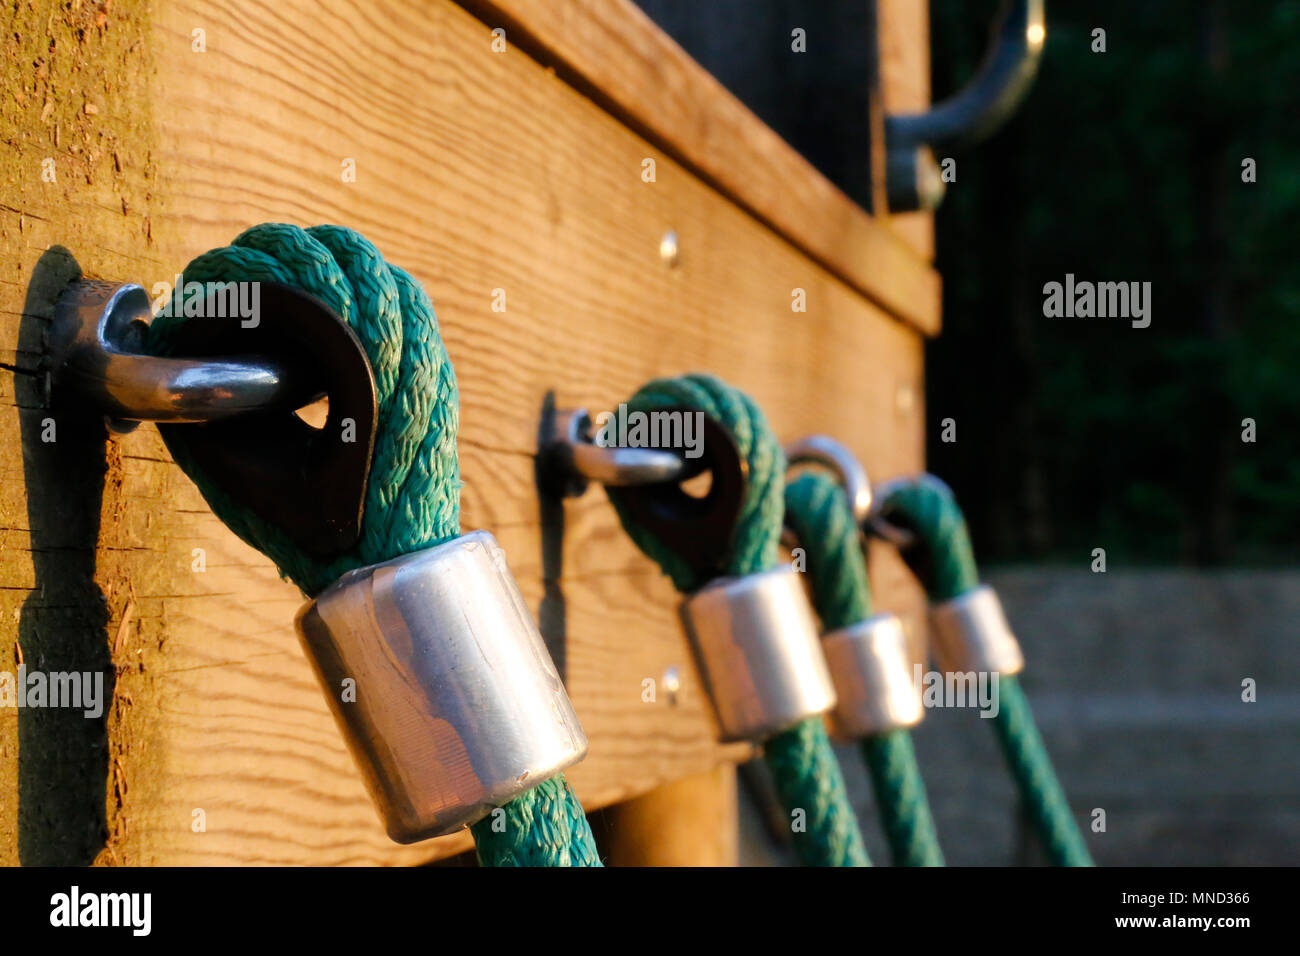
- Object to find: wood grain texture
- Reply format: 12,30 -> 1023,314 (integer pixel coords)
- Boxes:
878,0 -> 936,261
1,0 -> 930,865
594,764 -> 738,866
459,0 -> 941,336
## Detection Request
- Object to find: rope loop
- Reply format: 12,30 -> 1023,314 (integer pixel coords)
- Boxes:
607,374 -> 869,866
877,475 -> 979,601
150,224 -> 598,867
879,474 -> 1092,866
149,223 -> 459,597
605,373 -> 785,591
785,471 -> 944,866
784,472 -> 873,628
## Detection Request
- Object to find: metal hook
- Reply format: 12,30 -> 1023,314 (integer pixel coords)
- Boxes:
43,280 -> 318,430
537,407 -> 689,498
538,403 -> 745,584
780,435 -> 932,551
884,0 -> 1046,211
784,435 -> 874,523
41,278 -> 378,557
781,434 -> 876,550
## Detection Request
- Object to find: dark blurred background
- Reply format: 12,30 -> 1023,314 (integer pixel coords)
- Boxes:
928,0 -> 1300,568
636,0 -> 1300,864
640,0 -> 1300,567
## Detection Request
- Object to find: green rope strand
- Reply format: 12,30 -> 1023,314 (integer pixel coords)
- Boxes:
785,473 -> 944,866
763,717 -> 871,866
991,674 -> 1091,867
860,731 -> 943,866
784,474 -> 873,625
607,374 -> 869,867
876,476 -> 978,602
606,374 -> 784,594
148,224 -> 599,867
879,476 -> 1093,866
469,776 -> 603,867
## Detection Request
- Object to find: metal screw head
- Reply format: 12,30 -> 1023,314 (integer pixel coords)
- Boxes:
662,666 -> 681,705
895,382 -> 916,415
659,230 -> 679,267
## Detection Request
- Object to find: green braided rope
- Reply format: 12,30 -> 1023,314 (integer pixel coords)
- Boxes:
990,675 -> 1091,866
606,374 -> 785,594
876,477 -> 978,602
148,224 -> 599,867
880,477 -> 1093,867
469,776 -> 603,867
762,716 -> 871,866
784,474 -> 874,625
860,731 -> 943,866
784,473 -> 944,866
607,374 -> 868,867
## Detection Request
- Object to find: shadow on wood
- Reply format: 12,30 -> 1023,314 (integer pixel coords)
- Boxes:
16,247 -> 113,865
534,390 -> 570,681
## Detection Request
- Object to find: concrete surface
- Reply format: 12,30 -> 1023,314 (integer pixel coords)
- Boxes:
740,567 -> 1300,866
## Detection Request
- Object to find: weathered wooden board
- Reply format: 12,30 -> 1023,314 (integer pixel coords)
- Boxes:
462,0 -> 941,335
594,764 -> 738,866
0,0 -> 932,865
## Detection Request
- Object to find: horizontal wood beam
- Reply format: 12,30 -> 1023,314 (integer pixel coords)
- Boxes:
458,0 -> 942,336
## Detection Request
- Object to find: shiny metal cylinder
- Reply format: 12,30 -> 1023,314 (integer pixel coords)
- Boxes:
680,566 -> 836,742
928,584 -> 1024,676
822,613 -> 923,737
295,530 -> 588,843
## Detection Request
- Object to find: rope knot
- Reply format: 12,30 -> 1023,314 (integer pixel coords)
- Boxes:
605,373 -> 785,591
148,223 -> 459,596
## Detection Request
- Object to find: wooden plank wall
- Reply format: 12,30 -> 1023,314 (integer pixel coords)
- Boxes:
0,0 -> 935,865
463,0 -> 941,333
